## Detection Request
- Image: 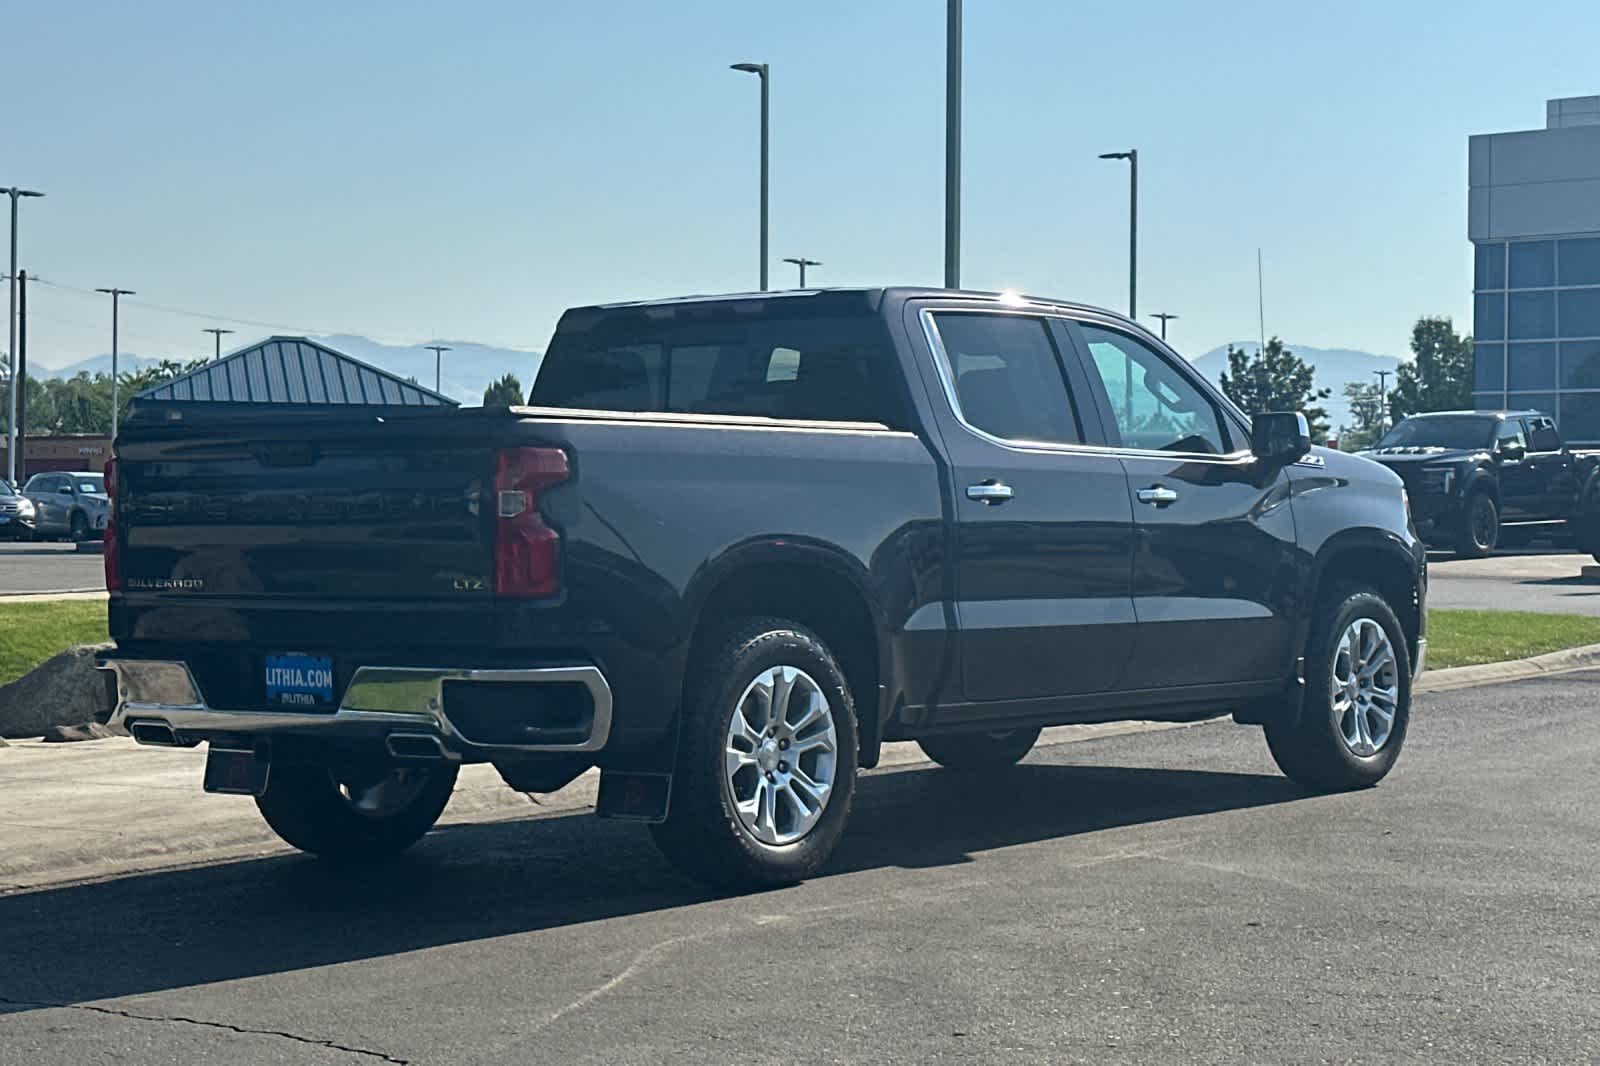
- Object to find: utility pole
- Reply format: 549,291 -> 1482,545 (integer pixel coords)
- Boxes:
1373,368 -> 1392,434
730,62 -> 770,291
425,345 -> 451,393
944,0 -> 962,289
96,287 -> 135,439
3,185 -> 45,485
1150,312 -> 1178,341
203,327 -> 234,360
782,257 -> 821,288
1097,151 -> 1137,317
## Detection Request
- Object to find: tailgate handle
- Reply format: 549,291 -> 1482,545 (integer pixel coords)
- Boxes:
251,442 -> 320,467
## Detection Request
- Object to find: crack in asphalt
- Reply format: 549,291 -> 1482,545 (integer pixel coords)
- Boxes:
0,994 -> 409,1063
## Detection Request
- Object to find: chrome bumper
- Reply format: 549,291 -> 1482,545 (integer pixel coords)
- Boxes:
97,660 -> 613,758
1413,637 -> 1428,679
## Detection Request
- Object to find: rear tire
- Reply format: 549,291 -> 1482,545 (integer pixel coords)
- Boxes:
917,727 -> 1041,770
1265,583 -> 1410,791
255,760 -> 458,860
68,511 -> 88,543
650,617 -> 858,891
1453,492 -> 1498,558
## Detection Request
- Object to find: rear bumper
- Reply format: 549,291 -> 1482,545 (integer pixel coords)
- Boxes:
97,659 -> 613,759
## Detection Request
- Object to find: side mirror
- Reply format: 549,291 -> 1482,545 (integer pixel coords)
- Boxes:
1498,441 -> 1526,462
1251,411 -> 1312,465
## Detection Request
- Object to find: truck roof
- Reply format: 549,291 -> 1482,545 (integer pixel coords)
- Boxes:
1404,409 -> 1544,421
574,286 -> 1124,321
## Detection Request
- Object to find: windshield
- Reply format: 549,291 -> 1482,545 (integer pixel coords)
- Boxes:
1374,416 -> 1496,451
75,475 -> 106,495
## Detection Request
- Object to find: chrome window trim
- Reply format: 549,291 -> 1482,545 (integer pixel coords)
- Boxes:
917,305 -> 1256,466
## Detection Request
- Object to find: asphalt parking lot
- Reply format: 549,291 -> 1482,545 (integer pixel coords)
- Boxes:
1426,549 -> 1600,615
0,543 -> 105,596
2,671 -> 1596,1065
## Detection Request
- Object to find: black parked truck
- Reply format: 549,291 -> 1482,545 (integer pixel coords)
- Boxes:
99,288 -> 1427,888
1362,410 -> 1600,558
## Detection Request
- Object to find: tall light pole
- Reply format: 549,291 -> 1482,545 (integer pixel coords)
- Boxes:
96,287 -> 135,439
425,344 -> 451,393
730,62 -> 769,292
203,327 -> 234,360
782,257 -> 821,288
1098,150 -> 1137,318
4,186 -> 45,485
1151,312 -> 1178,341
944,0 -> 962,289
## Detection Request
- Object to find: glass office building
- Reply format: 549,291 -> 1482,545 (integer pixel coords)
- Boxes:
1470,97 -> 1600,441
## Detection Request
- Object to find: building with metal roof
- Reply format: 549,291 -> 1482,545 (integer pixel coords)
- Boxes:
135,336 -> 457,407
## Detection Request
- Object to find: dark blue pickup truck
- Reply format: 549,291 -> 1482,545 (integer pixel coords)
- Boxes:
98,288 -> 1426,888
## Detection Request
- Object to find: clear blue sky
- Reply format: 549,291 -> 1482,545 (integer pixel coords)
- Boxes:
7,0 -> 1599,369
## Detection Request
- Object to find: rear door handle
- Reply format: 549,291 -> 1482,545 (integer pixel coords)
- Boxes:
1136,486 -> 1179,506
966,481 -> 1015,505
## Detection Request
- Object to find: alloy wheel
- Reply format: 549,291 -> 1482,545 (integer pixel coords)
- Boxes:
723,665 -> 839,846
1330,618 -> 1400,757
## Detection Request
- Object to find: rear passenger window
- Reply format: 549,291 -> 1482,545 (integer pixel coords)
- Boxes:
931,314 -> 1082,444
1528,418 -> 1561,451
532,313 -> 902,425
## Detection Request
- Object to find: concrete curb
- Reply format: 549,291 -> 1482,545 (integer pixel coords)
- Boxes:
0,590 -> 108,603
1414,642 -> 1600,693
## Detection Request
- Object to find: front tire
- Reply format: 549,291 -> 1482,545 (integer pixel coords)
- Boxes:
68,511 -> 88,543
255,760 -> 458,860
1454,491 -> 1498,558
1265,583 -> 1410,791
650,618 -> 858,890
917,727 -> 1041,770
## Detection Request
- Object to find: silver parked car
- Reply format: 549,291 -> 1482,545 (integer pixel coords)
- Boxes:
22,471 -> 110,541
0,480 -> 39,541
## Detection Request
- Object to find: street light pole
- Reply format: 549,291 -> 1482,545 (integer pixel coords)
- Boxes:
730,62 -> 770,291
782,257 -> 821,288
944,0 -> 962,289
203,327 -> 234,360
3,185 -> 44,485
425,345 -> 451,393
1097,151 -> 1137,318
1151,312 -> 1178,341
96,287 -> 135,439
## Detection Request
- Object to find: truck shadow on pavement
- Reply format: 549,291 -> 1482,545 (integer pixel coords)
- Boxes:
0,760 -> 1306,1011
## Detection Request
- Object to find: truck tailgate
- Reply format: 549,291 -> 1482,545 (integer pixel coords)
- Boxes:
117,410 -> 497,603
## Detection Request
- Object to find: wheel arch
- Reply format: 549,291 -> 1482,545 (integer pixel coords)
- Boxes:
1306,530 -> 1425,671
683,539 -> 888,767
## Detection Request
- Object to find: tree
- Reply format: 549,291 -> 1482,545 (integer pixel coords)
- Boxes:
1337,381 -> 1388,451
482,372 -> 525,407
1390,316 -> 1472,422
1217,337 -> 1331,441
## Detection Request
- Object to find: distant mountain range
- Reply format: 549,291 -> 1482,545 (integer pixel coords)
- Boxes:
37,335 -> 545,406
1189,342 -> 1402,431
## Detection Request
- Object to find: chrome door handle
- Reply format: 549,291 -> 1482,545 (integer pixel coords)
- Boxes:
966,482 -> 1015,504
1136,486 -> 1179,506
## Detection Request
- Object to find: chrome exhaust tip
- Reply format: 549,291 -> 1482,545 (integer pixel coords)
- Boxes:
386,733 -> 448,760
129,720 -> 180,747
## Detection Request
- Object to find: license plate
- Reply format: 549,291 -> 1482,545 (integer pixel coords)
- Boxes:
264,653 -> 335,708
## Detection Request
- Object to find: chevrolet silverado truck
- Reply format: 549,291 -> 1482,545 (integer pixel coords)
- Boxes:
98,288 -> 1426,889
1362,410 -> 1600,559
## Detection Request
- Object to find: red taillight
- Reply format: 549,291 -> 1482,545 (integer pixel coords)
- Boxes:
103,457 -> 122,593
494,447 -> 569,598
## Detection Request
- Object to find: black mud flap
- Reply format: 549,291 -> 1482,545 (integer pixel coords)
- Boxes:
596,771 -> 672,822
203,744 -> 271,797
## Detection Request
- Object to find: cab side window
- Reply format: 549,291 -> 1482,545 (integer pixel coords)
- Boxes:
1077,325 -> 1231,454
1496,421 -> 1527,451
932,313 -> 1084,444
1527,417 -> 1561,452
